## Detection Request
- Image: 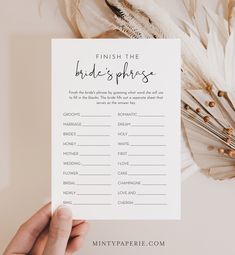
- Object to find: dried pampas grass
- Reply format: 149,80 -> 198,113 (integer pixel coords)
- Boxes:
183,0 -> 197,19
61,0 -> 235,180
58,0 -> 82,37
95,29 -> 126,38
228,0 -> 235,33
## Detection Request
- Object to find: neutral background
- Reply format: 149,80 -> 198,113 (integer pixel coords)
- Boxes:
1,0 -> 235,254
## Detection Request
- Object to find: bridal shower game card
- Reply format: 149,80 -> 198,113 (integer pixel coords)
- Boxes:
52,39 -> 181,220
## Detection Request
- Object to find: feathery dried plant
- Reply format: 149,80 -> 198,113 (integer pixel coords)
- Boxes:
62,0 -> 235,180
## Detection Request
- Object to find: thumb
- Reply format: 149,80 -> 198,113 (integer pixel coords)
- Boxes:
43,206 -> 72,255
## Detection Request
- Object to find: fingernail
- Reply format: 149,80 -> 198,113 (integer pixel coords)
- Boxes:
56,205 -> 72,220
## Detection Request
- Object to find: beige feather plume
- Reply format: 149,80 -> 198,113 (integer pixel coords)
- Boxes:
228,0 -> 235,33
183,0 -> 197,19
60,0 -> 235,180
95,29 -> 126,38
60,0 -> 82,37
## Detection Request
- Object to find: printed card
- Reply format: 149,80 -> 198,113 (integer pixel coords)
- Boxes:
52,39 -> 181,220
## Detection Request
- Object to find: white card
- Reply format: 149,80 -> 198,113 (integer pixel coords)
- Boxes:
52,39 -> 181,220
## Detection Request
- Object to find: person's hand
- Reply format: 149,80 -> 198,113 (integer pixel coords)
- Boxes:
3,203 -> 89,255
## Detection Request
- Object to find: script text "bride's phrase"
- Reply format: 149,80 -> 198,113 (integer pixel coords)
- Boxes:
75,61 -> 156,85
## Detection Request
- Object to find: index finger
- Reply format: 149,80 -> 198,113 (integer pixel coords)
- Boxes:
4,203 -> 51,254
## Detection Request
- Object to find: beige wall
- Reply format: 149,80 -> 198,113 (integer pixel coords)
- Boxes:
1,0 -> 235,254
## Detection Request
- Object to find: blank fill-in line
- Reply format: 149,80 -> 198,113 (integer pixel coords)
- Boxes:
142,183 -> 167,186
137,193 -> 167,196
137,115 -> 165,118
77,194 -> 112,196
128,174 -> 167,176
82,125 -> 111,127
79,173 -> 111,176
81,164 -> 111,166
73,203 -> 112,206
130,145 -> 166,147
129,164 -> 166,167
134,203 -> 168,206
77,135 -> 110,137
128,154 -> 166,157
128,135 -> 165,137
80,154 -> 111,157
77,145 -> 111,147
131,125 -> 165,127
81,115 -> 112,117
76,184 -> 112,186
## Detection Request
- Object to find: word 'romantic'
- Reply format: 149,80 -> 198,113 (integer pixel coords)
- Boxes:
75,60 -> 156,85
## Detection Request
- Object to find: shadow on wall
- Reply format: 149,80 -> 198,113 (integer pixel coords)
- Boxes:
0,35 -> 51,250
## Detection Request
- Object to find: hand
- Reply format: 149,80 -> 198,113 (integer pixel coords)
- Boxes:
3,203 -> 89,255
